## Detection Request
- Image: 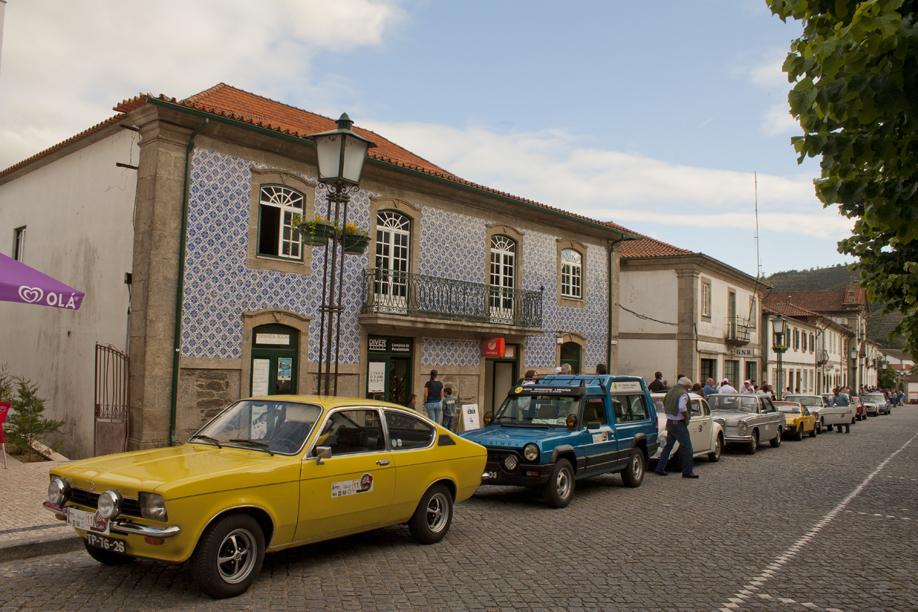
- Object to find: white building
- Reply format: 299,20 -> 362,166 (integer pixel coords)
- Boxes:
617,235 -> 766,387
762,300 -> 854,396
0,118 -> 139,457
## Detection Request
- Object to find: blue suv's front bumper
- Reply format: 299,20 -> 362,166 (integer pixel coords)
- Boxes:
480,449 -> 552,486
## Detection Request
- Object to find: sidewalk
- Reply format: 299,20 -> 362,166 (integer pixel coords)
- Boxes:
0,453 -> 81,561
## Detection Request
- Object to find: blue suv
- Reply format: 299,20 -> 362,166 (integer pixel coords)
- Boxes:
461,375 -> 659,507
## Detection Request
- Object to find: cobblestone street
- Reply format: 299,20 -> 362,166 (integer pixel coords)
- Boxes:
2,409 -> 916,611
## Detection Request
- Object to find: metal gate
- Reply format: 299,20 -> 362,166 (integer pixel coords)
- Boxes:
94,343 -> 129,456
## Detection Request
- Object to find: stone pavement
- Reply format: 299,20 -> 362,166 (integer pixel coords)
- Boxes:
0,409 -> 916,610
0,453 -> 76,557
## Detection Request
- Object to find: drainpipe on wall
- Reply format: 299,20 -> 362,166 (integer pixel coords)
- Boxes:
168,119 -> 208,446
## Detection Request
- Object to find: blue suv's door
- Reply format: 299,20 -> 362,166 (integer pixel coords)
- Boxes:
580,394 -> 619,475
609,382 -> 653,461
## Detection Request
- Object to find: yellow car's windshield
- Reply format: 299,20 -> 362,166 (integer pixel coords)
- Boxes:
193,400 -> 322,455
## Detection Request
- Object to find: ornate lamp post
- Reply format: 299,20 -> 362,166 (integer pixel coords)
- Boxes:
308,114 -> 375,395
772,315 -> 788,400
850,347 -> 858,392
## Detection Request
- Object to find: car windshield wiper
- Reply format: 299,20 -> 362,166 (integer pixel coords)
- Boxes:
229,439 -> 274,455
189,434 -> 222,448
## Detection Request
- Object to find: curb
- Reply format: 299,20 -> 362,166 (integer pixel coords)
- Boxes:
0,531 -> 82,561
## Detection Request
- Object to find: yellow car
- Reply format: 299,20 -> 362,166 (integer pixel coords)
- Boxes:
43,396 -> 486,598
774,401 -> 817,440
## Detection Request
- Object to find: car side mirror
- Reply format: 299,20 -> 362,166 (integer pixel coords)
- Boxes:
315,446 -> 332,465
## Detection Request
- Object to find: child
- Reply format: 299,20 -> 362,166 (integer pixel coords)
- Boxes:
442,387 -> 458,431
407,393 -> 417,411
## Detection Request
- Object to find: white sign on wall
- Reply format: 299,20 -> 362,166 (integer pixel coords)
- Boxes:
255,333 -> 290,346
252,359 -> 270,396
462,403 -> 480,432
367,361 -> 386,394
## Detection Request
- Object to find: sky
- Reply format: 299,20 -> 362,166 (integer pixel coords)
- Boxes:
0,0 -> 854,277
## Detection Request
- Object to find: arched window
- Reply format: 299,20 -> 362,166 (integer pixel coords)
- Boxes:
560,342 -> 582,374
489,235 -> 516,321
258,185 -> 304,260
374,210 -> 411,308
560,249 -> 582,299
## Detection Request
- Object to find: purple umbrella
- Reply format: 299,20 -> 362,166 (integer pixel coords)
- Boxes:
0,252 -> 85,310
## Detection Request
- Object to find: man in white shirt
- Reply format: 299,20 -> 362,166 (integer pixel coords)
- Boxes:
719,378 -> 738,394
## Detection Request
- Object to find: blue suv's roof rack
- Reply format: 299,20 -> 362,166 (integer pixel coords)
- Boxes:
538,375 -> 610,394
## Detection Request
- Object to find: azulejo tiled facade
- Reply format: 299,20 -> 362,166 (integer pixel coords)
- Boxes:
182,147 -> 608,373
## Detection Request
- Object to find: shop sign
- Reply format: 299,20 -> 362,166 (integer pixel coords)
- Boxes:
482,337 -> 506,358
255,333 -> 290,346
731,347 -> 757,357
367,361 -> 386,393
462,403 -> 481,431
368,336 -> 413,353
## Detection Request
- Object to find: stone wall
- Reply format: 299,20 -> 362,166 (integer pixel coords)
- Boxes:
176,369 -> 240,442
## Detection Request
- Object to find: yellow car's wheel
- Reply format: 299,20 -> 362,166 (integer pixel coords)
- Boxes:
192,513 -> 265,599
409,484 -> 453,544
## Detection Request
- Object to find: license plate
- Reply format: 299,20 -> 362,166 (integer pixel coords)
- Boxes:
84,532 -> 127,554
66,507 -> 110,535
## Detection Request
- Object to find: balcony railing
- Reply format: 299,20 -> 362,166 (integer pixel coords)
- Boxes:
725,316 -> 753,345
362,269 -> 543,329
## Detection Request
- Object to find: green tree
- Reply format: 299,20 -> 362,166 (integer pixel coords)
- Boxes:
7,377 -> 64,462
767,0 -> 918,354
878,365 -> 897,388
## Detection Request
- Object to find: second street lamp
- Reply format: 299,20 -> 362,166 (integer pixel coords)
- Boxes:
772,315 -> 788,400
308,113 -> 376,396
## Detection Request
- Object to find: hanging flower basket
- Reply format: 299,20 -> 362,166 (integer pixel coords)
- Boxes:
342,233 -> 370,254
295,216 -> 336,246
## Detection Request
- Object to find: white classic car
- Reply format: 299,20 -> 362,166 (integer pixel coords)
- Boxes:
650,393 -> 725,464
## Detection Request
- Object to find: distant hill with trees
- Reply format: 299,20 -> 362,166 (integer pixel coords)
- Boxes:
766,265 -> 905,349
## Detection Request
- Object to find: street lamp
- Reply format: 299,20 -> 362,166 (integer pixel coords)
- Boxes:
309,113 -> 376,395
850,347 -> 858,392
772,315 -> 788,400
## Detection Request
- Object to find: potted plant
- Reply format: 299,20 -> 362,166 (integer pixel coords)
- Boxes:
341,223 -> 370,254
293,214 -> 335,246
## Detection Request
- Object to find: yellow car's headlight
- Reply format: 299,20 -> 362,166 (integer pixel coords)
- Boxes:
139,493 -> 168,521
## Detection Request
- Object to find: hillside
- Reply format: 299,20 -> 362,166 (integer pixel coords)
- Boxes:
766,265 -> 905,349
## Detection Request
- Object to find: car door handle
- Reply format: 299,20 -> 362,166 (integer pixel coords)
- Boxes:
376,459 -> 390,466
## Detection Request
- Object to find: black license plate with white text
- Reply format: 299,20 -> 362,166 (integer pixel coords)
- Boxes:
85,532 -> 127,554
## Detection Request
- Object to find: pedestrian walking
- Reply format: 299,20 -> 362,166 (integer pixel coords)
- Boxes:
832,387 -> 849,407
424,370 -> 444,424
740,380 -> 755,394
654,376 -> 699,479
648,371 -> 666,392
442,387 -> 458,431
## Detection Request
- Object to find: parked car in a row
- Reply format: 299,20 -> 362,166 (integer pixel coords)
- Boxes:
861,392 -> 891,416
774,401 -> 817,440
708,394 -> 784,454
650,392 -> 725,464
786,394 -> 855,433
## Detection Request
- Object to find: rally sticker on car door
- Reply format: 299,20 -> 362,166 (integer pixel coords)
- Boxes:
331,473 -> 374,498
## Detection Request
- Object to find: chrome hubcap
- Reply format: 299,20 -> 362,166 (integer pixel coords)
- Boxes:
217,529 -> 256,584
632,454 -> 643,478
425,492 -> 450,533
557,469 -> 571,499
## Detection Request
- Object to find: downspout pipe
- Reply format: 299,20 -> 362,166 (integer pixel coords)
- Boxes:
168,118 -> 208,446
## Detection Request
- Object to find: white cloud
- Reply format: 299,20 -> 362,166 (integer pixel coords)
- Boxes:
0,0 -> 402,167
762,101 -> 799,136
745,48 -> 799,137
365,118 -> 850,244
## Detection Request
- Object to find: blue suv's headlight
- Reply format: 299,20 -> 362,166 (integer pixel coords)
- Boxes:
523,444 -> 539,462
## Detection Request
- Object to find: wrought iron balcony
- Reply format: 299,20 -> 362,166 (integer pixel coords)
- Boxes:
725,316 -> 753,345
362,269 -> 543,329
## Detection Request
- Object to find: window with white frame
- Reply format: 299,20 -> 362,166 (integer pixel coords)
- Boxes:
560,248 -> 582,299
701,279 -> 712,318
374,210 -> 411,307
13,226 -> 26,261
258,185 -> 304,260
489,235 -> 516,320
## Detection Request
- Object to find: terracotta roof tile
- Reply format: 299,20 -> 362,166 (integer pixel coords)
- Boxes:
768,287 -> 867,314
4,83 -> 635,236
615,231 -> 695,259
762,299 -> 822,318
0,115 -> 124,181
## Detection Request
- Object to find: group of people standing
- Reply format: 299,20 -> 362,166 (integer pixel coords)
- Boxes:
419,370 -> 460,431
649,371 -> 779,399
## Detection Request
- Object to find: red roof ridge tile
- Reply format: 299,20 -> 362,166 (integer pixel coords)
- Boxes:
0,114 -> 125,181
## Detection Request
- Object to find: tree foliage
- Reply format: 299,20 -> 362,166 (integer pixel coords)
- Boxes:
6,377 -> 63,461
767,0 -> 918,354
